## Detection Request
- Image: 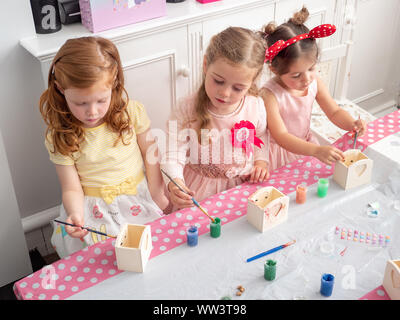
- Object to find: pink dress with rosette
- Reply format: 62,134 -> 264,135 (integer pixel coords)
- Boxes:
161,94 -> 269,207
263,78 -> 320,171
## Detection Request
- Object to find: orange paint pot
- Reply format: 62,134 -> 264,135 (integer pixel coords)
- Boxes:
296,184 -> 307,204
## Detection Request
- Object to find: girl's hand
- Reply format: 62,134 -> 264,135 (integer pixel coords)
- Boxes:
248,160 -> 270,184
352,118 -> 367,137
65,214 -> 89,239
314,145 -> 344,165
168,178 -> 195,209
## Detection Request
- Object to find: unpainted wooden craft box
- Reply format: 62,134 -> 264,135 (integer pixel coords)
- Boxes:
115,223 -> 152,273
247,186 -> 289,232
333,149 -> 373,189
383,259 -> 400,300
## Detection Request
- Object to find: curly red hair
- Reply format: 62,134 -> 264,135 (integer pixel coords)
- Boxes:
39,37 -> 132,156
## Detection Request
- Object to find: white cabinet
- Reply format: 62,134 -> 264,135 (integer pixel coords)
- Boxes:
116,26 -> 190,132
202,3 -> 274,45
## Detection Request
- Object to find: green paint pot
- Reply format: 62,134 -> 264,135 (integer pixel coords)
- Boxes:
210,217 -> 221,238
317,178 -> 329,198
264,259 -> 277,281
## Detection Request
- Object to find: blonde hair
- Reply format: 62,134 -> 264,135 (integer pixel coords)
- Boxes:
39,36 -> 131,156
261,6 -> 318,75
194,27 -> 266,140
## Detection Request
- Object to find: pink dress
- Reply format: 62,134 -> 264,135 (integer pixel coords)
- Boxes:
161,94 -> 269,207
263,78 -> 320,171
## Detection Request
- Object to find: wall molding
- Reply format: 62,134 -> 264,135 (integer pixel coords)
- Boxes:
368,99 -> 397,116
353,88 -> 384,104
22,205 -> 60,233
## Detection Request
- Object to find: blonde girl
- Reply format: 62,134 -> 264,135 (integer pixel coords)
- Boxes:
162,27 -> 270,210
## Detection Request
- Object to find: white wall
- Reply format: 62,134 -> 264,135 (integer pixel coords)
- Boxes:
348,0 -> 400,113
0,128 -> 32,286
0,0 -> 399,228
0,0 -> 62,222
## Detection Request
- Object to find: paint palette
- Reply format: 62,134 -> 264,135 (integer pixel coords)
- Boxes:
334,226 -> 390,247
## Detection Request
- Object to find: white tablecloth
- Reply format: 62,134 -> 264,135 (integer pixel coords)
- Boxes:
68,136 -> 400,300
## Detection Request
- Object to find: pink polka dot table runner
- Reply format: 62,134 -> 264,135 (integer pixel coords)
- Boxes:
14,110 -> 400,300
359,285 -> 390,300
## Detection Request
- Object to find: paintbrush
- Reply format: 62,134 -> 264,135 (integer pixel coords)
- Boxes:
54,219 -> 117,238
161,169 -> 216,223
353,115 -> 361,149
353,131 -> 358,149
246,240 -> 296,262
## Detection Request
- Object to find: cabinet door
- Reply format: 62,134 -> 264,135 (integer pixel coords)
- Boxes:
115,26 -> 189,134
202,2 -> 275,49
275,0 -> 338,49
197,3 -> 275,90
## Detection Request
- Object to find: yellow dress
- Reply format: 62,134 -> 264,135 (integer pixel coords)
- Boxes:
45,101 -> 163,258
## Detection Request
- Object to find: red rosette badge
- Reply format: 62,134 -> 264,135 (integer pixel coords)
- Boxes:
231,120 -> 264,157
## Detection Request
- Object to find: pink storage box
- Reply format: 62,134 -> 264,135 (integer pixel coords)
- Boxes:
79,0 -> 166,33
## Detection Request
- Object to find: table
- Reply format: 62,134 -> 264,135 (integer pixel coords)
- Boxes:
14,110 -> 400,300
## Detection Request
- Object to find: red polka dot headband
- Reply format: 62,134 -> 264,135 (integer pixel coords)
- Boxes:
264,24 -> 336,62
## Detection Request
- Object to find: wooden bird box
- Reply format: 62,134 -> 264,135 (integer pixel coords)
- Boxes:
333,149 -> 373,190
247,186 -> 289,232
115,224 -> 152,273
383,259 -> 400,300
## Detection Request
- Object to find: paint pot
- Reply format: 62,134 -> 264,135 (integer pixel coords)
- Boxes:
264,259 -> 277,281
296,184 -> 307,204
210,217 -> 221,238
320,273 -> 335,297
187,225 -> 198,247
317,178 -> 329,198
